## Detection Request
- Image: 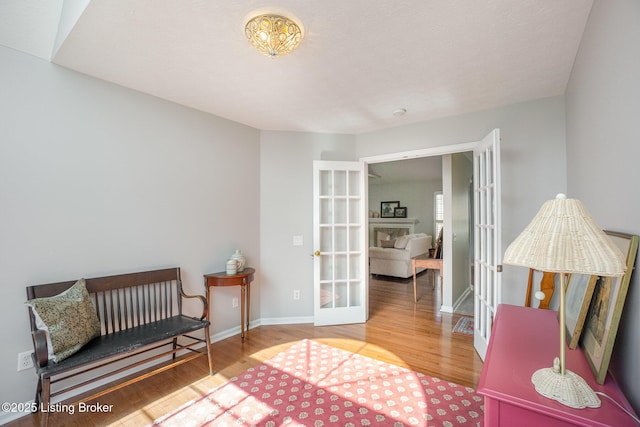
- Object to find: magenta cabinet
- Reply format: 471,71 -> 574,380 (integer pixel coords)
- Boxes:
477,304 -> 637,426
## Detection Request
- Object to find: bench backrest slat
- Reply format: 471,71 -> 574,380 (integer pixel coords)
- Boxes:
110,289 -> 117,332
27,268 -> 184,336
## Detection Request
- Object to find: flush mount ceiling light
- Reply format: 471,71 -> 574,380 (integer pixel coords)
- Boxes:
245,13 -> 303,57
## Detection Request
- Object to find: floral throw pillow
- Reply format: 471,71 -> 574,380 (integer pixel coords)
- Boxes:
26,279 -> 101,363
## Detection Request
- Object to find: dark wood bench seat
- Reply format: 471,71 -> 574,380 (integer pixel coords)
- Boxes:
26,267 -> 213,427
36,316 -> 210,376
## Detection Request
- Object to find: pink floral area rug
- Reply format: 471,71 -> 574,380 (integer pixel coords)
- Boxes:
150,339 -> 483,426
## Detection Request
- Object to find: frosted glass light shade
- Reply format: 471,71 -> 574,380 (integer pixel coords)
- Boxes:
245,14 -> 303,57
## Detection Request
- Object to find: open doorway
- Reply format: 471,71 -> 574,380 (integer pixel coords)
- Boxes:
312,130 -> 500,356
366,152 -> 474,315
338,128 -> 501,360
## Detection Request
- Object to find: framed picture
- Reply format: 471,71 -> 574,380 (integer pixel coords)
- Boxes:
564,274 -> 597,349
380,201 -> 400,218
581,231 -> 639,384
394,207 -> 407,218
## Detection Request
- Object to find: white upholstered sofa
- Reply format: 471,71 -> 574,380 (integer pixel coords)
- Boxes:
369,233 -> 432,278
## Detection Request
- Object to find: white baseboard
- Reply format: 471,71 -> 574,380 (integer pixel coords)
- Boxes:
440,305 -> 454,313
452,287 -> 473,314
259,316 -> 314,326
209,317 -> 313,342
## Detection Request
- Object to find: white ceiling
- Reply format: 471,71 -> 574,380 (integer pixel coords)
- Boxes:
368,156 -> 444,186
1,0 -> 593,136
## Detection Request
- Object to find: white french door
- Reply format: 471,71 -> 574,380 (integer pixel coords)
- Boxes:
473,129 -> 502,360
312,160 -> 368,326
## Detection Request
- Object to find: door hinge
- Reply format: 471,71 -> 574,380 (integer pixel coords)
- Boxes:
497,265 -> 503,272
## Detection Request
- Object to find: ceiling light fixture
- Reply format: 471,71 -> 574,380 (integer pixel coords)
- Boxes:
393,108 -> 407,117
245,14 -> 303,57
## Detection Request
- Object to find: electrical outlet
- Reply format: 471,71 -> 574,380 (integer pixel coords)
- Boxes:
17,351 -> 34,371
293,290 -> 300,300
232,297 -> 239,308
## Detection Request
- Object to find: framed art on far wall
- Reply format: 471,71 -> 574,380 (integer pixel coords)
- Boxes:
581,231 -> 639,384
380,201 -> 400,218
394,207 -> 407,218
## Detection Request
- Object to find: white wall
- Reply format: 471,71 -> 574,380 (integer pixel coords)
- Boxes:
565,0 -> 640,412
440,153 -> 473,312
0,46 -> 260,414
258,97 -> 567,318
451,153 -> 473,304
369,177 -> 442,237
356,96 -> 568,307
258,131 -> 356,323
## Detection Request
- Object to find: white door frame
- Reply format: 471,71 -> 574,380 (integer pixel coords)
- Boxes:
362,143 -> 477,164
362,133 -> 502,360
361,140 -> 478,312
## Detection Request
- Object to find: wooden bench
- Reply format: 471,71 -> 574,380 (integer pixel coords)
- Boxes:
26,267 -> 213,426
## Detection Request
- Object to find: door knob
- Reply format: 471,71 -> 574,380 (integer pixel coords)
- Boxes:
314,251 -> 321,257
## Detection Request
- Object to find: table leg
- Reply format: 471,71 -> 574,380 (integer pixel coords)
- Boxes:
412,260 -> 417,303
240,283 -> 246,342
246,282 -> 251,334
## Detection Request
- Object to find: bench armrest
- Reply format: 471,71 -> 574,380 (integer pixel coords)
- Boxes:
31,329 -> 49,368
180,289 -> 208,320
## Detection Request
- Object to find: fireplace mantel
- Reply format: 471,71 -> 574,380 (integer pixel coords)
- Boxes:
369,218 -> 418,226
368,218 -> 419,246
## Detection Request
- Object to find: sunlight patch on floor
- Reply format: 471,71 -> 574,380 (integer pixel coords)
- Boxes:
110,337 -> 413,426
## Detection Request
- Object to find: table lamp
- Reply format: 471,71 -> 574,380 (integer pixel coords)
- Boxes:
502,194 -> 626,409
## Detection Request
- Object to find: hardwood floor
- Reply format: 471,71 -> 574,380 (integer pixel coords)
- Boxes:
9,272 -> 482,426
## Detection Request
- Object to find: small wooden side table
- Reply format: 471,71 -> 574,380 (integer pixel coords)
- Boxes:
204,267 -> 255,342
412,255 -> 443,303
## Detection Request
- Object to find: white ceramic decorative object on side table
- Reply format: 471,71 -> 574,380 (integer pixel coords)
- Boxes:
231,250 -> 246,271
226,259 -> 238,275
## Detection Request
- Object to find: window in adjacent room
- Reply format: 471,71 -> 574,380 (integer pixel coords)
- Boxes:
434,191 -> 444,239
